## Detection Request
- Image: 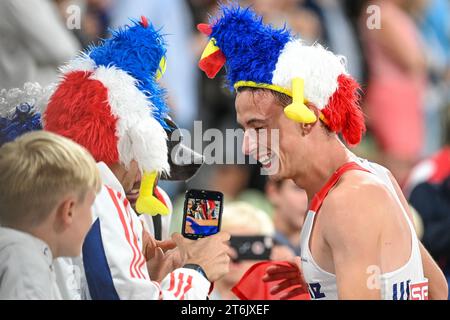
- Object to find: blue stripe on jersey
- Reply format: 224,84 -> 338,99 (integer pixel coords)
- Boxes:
393,283 -> 398,300
82,218 -> 120,300
400,281 -> 405,300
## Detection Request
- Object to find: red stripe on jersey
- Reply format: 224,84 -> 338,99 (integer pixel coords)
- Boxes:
106,187 -> 140,279
168,272 -> 175,291
120,192 -> 147,280
179,275 -> 193,300
174,273 -> 185,297
154,186 -> 167,207
309,162 -> 370,213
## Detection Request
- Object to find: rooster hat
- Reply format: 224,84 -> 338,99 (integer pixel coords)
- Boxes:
198,5 -> 365,145
44,17 -> 186,215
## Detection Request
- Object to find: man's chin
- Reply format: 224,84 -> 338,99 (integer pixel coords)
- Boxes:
125,194 -> 139,211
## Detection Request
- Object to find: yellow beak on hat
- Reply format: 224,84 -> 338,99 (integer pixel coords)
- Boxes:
135,171 -> 170,216
284,77 -> 318,124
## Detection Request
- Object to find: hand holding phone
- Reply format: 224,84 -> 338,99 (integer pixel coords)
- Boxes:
182,189 -> 223,239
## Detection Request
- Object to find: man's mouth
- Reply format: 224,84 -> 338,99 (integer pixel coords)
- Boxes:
250,150 -> 275,168
126,189 -> 140,203
258,154 -> 275,168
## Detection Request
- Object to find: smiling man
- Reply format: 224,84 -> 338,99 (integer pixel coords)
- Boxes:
44,17 -> 230,300
198,5 -> 448,300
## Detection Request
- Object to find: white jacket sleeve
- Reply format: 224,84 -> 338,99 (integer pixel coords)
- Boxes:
82,185 -> 210,300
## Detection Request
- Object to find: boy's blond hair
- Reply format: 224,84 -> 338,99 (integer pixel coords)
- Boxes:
0,131 -> 101,227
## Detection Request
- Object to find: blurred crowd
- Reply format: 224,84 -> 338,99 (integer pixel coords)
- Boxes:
0,0 -> 449,299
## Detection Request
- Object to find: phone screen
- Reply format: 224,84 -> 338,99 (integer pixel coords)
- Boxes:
182,189 -> 223,239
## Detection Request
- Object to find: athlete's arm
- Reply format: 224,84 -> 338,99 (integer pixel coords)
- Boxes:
418,242 -> 448,300
387,172 -> 449,300
321,182 -> 388,299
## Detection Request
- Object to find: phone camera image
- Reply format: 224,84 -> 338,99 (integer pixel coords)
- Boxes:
182,189 -> 223,239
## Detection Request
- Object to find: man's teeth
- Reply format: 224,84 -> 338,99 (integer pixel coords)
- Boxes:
259,155 -> 271,165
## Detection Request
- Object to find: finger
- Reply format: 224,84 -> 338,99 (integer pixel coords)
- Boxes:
154,247 -> 165,263
171,233 -> 186,247
265,265 -> 297,275
262,271 -> 299,282
227,246 -> 238,260
156,239 -> 176,252
279,286 -> 308,300
270,278 -> 301,295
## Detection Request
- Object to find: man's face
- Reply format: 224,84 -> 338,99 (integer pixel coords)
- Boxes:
108,160 -> 142,209
236,90 -> 302,181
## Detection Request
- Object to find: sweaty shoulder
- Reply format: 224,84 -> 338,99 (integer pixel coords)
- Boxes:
319,170 -> 398,244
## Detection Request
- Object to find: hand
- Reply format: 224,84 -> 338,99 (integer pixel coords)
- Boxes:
262,256 -> 308,299
142,229 -> 176,261
147,248 -> 184,283
172,232 -> 231,282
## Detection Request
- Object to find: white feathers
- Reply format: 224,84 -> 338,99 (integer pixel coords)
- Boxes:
272,40 -> 347,110
59,53 -> 96,74
90,66 -> 170,174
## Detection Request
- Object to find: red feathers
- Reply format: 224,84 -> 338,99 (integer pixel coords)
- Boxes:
140,16 -> 149,28
44,71 -> 119,165
197,23 -> 212,35
321,74 -> 366,146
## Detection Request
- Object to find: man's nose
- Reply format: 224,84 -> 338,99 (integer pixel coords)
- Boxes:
242,129 -> 257,156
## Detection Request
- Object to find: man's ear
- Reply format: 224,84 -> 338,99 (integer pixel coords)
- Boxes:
55,195 -> 76,230
300,104 -> 321,136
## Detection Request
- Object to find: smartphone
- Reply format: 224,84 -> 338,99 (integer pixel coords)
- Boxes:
182,189 -> 223,240
229,235 -> 273,261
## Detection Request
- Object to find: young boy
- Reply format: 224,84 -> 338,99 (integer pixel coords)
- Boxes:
0,131 -> 101,299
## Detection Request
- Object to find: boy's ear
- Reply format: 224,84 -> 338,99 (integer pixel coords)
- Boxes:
55,195 -> 76,228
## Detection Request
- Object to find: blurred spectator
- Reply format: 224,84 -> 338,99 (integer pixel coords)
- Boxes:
210,202 -> 293,300
288,2 -> 324,44
313,0 -> 364,82
55,0 -> 111,48
266,179 -> 308,256
414,0 -> 450,155
0,0 -> 80,89
359,0 -> 427,185
407,107 -> 450,299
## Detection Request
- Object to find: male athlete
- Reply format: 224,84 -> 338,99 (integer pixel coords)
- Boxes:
197,5 -> 448,299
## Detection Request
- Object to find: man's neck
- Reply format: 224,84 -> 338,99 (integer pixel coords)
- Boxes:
293,138 -> 354,199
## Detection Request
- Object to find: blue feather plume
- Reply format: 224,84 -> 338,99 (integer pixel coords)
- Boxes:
209,4 -> 291,90
88,19 -> 169,128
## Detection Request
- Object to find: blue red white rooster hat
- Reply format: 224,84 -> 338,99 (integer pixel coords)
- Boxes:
43,17 -> 172,215
198,5 -> 365,145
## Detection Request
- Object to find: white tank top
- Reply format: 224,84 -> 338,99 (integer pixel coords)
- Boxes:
300,158 -> 427,300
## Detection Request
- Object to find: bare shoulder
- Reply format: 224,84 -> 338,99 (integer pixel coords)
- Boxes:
319,170 -> 396,246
